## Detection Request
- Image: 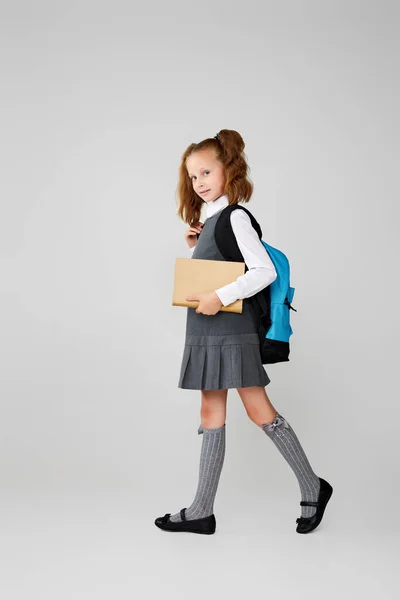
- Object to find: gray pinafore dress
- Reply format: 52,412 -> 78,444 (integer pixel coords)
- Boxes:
178,206 -> 271,391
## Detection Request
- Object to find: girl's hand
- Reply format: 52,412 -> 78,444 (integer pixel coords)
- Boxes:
185,291 -> 223,315
184,222 -> 204,249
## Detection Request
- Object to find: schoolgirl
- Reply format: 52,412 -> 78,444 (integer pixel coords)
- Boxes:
155,129 -> 333,535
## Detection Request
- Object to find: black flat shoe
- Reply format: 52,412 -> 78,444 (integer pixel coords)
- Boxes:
296,477 -> 333,534
154,507 -> 216,535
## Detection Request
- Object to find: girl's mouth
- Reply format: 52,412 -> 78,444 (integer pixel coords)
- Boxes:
200,189 -> 210,195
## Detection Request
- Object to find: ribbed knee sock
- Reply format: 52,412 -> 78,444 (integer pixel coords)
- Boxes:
262,413 -> 320,518
169,423 -> 226,522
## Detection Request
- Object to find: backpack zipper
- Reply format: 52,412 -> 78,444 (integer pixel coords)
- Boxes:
284,297 -> 297,312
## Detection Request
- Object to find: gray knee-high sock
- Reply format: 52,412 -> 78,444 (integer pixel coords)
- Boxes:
169,424 -> 226,522
262,413 -> 320,518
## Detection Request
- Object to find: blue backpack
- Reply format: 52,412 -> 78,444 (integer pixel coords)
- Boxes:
213,204 -> 297,364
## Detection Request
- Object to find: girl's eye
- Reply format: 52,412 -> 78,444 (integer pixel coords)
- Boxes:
191,171 -> 210,180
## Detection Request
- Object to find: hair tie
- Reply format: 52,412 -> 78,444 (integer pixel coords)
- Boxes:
214,133 -> 220,141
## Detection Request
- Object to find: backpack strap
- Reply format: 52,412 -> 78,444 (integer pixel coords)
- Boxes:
214,204 -> 263,269
214,203 -> 271,337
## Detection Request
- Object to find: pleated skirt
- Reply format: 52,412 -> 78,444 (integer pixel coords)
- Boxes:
178,332 -> 270,391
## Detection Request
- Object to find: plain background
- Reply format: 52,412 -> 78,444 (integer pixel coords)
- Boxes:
1,1 -> 399,598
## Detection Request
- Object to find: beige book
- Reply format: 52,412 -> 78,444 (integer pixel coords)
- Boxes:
172,257 -> 245,314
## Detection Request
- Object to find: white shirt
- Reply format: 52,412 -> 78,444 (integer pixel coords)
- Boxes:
189,194 -> 277,306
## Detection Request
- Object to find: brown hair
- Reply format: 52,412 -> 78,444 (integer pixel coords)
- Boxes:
176,129 -> 254,226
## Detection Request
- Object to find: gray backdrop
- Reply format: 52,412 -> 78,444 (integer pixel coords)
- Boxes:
1,1 -> 398,598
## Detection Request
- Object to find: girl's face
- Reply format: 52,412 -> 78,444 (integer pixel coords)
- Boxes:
186,150 -> 225,204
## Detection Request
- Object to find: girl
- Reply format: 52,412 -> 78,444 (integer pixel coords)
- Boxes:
155,129 -> 333,535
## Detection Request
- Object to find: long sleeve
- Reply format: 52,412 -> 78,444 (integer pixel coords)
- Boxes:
214,210 -> 277,307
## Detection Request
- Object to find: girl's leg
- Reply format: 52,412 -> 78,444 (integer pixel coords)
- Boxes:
169,389 -> 227,523
237,386 -> 320,518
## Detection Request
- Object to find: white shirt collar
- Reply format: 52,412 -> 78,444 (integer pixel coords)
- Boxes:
205,194 -> 229,218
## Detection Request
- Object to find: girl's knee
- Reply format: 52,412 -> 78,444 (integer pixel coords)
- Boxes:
245,408 -> 277,428
200,405 -> 226,428
200,389 -> 227,428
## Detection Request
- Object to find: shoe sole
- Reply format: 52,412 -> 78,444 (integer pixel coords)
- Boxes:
155,525 -> 215,535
